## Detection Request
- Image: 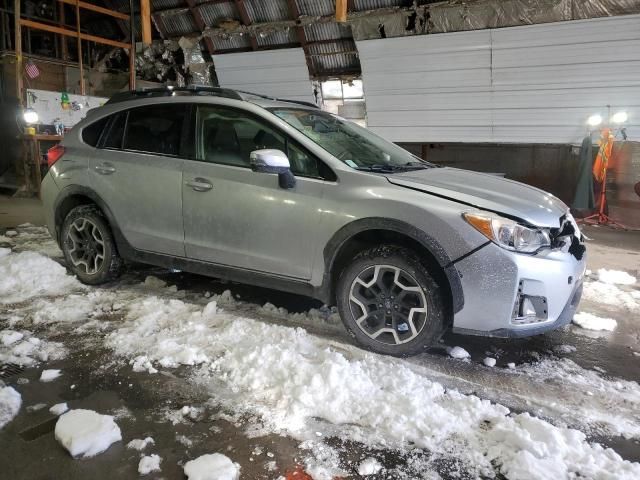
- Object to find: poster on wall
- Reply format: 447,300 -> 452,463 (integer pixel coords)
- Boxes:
26,89 -> 108,127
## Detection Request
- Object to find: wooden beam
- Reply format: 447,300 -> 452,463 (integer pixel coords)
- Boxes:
233,0 -> 258,50
57,0 -> 130,21
20,19 -> 132,49
336,0 -> 348,22
75,0 -> 85,95
14,0 -> 23,105
140,0 -> 152,44
185,0 -> 215,54
285,0 -> 314,77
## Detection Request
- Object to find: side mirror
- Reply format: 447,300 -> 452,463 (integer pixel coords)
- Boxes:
250,149 -> 296,189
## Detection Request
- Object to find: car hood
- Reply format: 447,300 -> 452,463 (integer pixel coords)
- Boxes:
387,167 -> 567,227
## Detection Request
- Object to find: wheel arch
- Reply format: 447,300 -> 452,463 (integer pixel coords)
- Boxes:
322,218 -> 464,316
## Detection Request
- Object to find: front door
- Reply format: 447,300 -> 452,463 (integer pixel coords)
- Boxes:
182,105 -> 328,279
89,103 -> 187,256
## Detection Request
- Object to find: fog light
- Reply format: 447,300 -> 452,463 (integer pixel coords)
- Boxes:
512,294 -> 548,325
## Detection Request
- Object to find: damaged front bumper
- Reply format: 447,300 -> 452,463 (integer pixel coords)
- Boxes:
450,242 -> 587,338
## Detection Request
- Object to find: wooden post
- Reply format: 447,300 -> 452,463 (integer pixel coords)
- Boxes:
140,0 -> 151,44
336,0 -> 348,23
75,0 -> 85,94
14,0 -> 23,106
129,0 -> 136,90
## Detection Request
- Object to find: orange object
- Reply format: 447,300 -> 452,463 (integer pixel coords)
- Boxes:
592,128 -> 613,182
285,466 -> 314,480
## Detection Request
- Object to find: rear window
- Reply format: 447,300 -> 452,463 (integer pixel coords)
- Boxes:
103,112 -> 127,149
81,117 -> 109,147
123,104 -> 187,156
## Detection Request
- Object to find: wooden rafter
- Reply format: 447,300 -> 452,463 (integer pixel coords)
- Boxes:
20,19 -> 131,49
233,0 -> 258,50
285,0 -> 314,76
57,0 -> 129,21
185,0 -> 215,55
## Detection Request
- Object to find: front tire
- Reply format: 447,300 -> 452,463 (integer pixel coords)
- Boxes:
336,245 -> 446,356
61,205 -> 123,285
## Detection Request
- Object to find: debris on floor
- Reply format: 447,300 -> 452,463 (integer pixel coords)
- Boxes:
0,386 -> 21,428
54,409 -> 122,457
183,453 -> 240,480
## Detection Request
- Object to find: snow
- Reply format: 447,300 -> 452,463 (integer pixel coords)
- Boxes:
597,269 -> 636,285
484,357 -> 497,367
572,312 -> 618,331
183,454 -> 240,480
0,386 -> 21,429
446,346 -> 470,359
138,454 -> 162,475
0,330 -> 66,366
40,369 -> 62,382
50,403 -> 69,416
127,437 -> 155,451
54,409 -> 122,457
583,281 -> 640,310
358,457 -> 383,475
5,230 -> 18,237
104,298 -> 640,478
0,251 -> 83,304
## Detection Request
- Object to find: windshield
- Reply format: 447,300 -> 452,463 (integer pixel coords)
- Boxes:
270,108 -> 436,172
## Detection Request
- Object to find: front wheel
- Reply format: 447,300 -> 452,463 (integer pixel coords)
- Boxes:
336,245 -> 446,356
61,205 -> 123,285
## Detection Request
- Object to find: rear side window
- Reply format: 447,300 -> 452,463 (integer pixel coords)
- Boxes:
123,104 -> 187,156
81,117 -> 109,146
102,112 -> 127,149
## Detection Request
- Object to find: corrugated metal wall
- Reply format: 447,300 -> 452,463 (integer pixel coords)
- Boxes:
357,14 -> 640,144
212,48 -> 314,103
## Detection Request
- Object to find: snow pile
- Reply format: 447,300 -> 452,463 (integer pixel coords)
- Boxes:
50,403 -> 69,416
358,457 -> 383,475
105,299 -> 640,478
40,369 -> 62,382
597,269 -> 636,285
1,224 -> 61,258
127,437 -> 155,451
0,251 -> 82,304
138,454 -> 162,475
583,281 -> 640,310
0,386 -> 21,429
484,357 -> 497,367
55,409 -> 122,457
446,346 -> 470,359
0,330 -> 66,366
183,453 -> 240,480
572,312 -> 617,331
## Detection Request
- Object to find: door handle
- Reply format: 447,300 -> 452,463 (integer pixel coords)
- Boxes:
186,178 -> 213,192
94,163 -> 116,175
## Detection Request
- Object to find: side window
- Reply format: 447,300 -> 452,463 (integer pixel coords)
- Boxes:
123,104 -> 187,156
102,112 -> 127,149
197,106 -> 285,168
196,105 -> 327,179
81,117 -> 109,147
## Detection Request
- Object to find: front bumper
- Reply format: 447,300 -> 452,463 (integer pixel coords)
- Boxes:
451,242 -> 586,338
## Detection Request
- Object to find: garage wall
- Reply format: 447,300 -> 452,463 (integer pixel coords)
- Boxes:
212,48 -> 314,103
357,14 -> 640,144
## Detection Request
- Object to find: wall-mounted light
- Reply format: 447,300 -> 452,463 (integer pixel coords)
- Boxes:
587,114 -> 603,127
23,108 -> 39,124
611,111 -> 628,124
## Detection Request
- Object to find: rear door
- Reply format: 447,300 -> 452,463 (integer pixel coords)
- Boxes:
89,103 -> 187,256
182,104 -> 329,279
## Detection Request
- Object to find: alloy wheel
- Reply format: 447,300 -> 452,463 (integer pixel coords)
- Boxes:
348,264 -> 428,345
66,218 -> 106,275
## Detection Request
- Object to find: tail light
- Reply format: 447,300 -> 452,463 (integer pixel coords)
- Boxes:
47,144 -> 65,167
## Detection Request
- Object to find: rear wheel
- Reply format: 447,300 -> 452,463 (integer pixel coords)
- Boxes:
61,205 -> 122,284
336,245 -> 446,356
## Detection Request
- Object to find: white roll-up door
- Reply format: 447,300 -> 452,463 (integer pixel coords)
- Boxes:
357,14 -> 640,144
212,48 -> 314,104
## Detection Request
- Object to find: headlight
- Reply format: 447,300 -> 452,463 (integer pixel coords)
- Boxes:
463,212 -> 551,253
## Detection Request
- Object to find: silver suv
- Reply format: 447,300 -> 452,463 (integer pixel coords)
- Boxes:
42,87 -> 586,356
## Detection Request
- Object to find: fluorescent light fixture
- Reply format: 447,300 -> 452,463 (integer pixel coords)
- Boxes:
611,111 -> 628,124
587,114 -> 603,127
23,108 -> 39,124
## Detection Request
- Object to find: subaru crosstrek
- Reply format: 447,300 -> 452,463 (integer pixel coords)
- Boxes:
41,87 -> 586,356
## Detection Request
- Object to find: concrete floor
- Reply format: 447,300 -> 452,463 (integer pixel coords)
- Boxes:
1,197 -> 640,478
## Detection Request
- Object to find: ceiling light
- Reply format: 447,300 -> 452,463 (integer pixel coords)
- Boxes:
611,111 -> 628,124
587,114 -> 602,127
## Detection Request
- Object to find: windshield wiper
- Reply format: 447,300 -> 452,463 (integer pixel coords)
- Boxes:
354,164 -> 403,173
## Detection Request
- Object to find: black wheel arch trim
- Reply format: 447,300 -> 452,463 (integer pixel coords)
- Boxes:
321,217 -> 465,313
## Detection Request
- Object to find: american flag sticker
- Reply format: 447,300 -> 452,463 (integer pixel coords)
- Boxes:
25,60 -> 40,79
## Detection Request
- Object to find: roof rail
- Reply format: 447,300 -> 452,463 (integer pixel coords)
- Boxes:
105,86 -> 243,104
234,90 -> 319,109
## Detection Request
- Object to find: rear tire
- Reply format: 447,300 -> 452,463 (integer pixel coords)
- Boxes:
336,245 -> 446,356
61,205 -> 123,285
